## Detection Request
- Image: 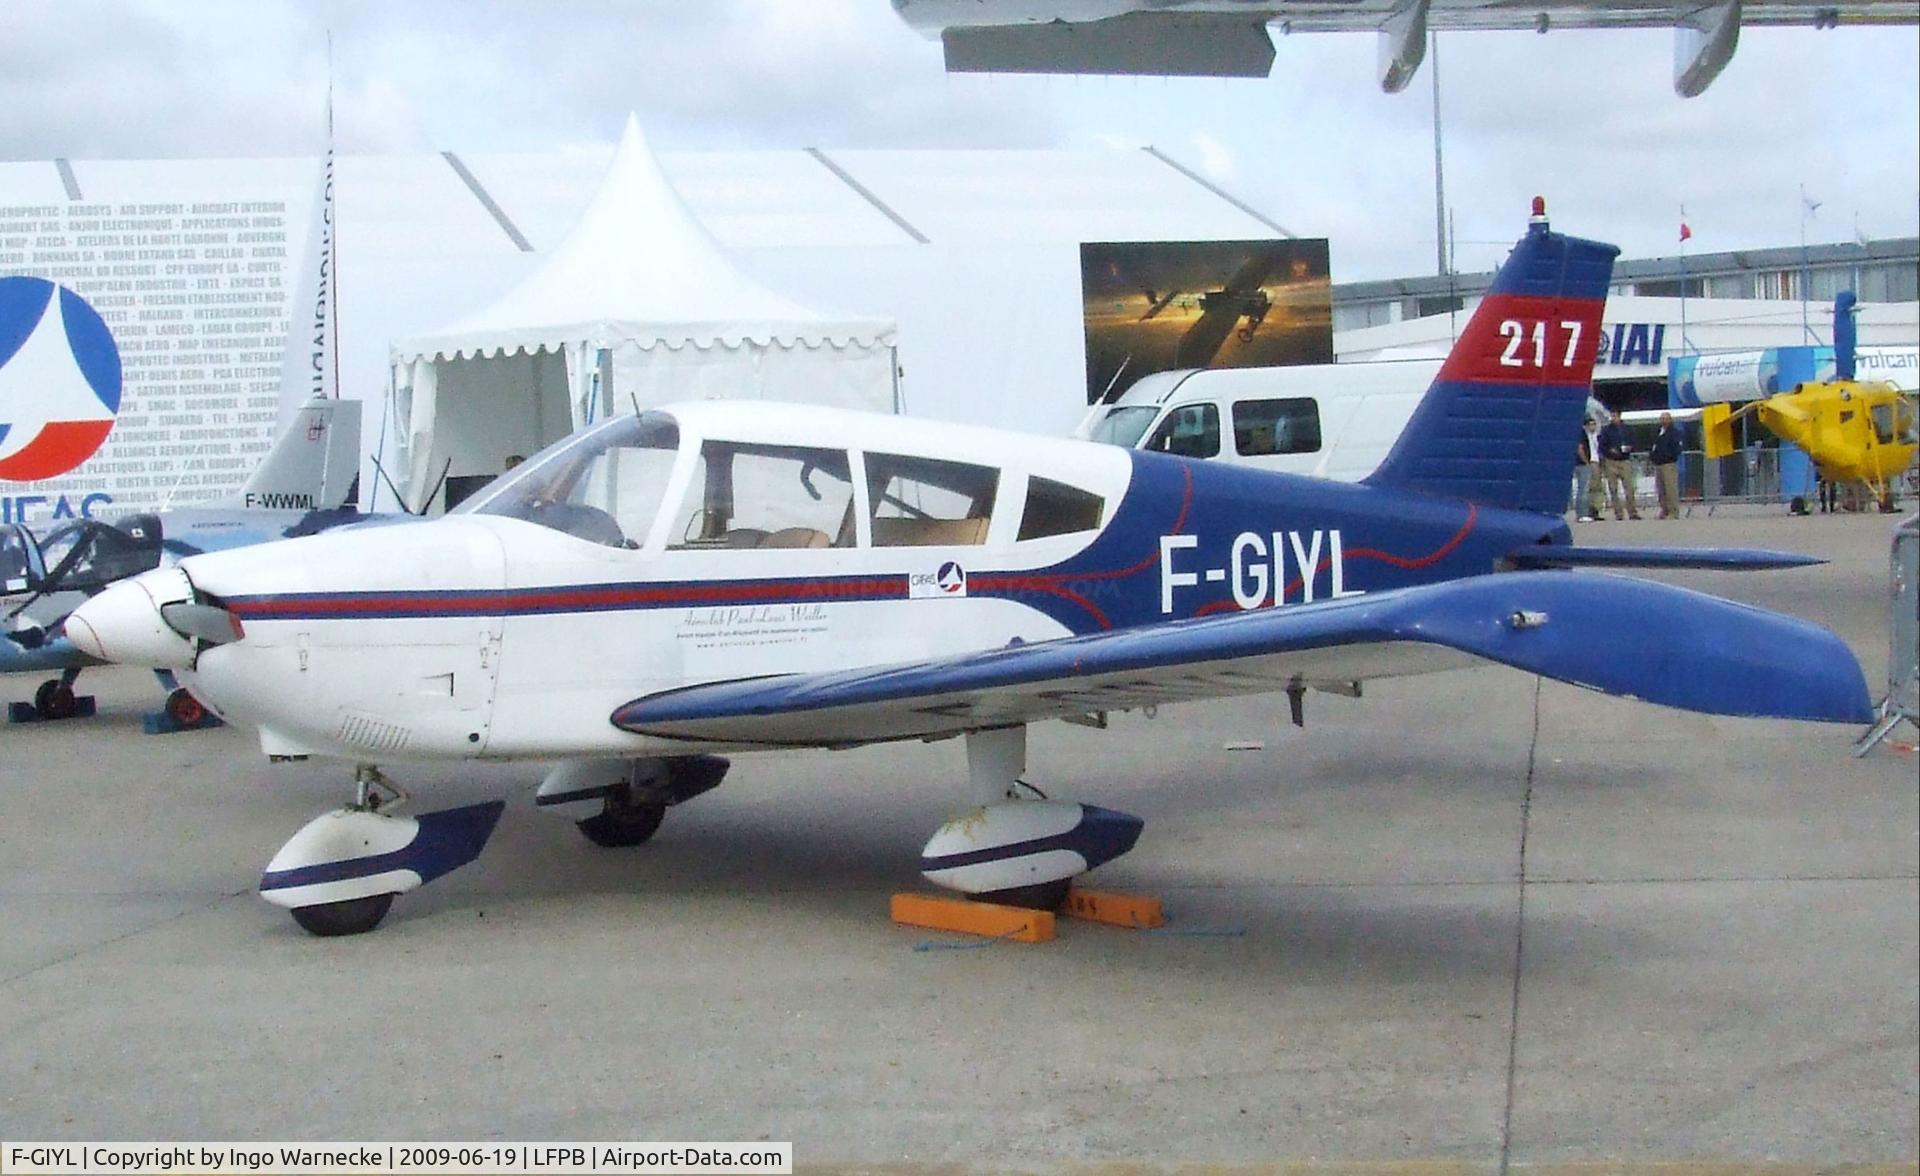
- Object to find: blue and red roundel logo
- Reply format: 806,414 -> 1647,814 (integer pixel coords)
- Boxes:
0,276 -> 123,482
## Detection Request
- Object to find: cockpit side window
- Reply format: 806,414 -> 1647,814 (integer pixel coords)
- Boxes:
866,452 -> 998,547
1870,401 -> 1897,445
1017,476 -> 1105,540
669,442 -> 856,551
456,412 -> 680,549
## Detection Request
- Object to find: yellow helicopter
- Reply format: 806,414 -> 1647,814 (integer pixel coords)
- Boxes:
1700,293 -> 1917,510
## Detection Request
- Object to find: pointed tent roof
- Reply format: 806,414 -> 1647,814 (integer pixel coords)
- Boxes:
394,116 -> 894,361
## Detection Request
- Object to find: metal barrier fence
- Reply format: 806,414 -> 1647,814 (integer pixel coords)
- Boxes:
1579,449 -> 1780,516
1854,514 -> 1919,756
1578,447 -> 1917,515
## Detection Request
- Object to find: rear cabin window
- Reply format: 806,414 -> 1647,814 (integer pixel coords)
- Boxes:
1144,404 -> 1220,459
670,442 -> 856,550
1233,397 -> 1322,456
1018,477 -> 1105,540
866,452 -> 998,547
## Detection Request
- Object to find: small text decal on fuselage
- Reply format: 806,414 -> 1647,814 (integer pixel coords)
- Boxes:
1161,530 -> 1365,614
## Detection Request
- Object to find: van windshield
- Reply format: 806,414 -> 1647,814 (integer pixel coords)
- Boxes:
1087,406 -> 1159,448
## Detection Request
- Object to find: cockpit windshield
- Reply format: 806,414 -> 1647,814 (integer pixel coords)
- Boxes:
454,412 -> 681,548
1087,405 -> 1159,449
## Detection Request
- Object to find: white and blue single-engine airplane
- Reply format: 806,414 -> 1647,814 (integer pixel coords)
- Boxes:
67,204 -> 1872,936
2,396 -> 366,723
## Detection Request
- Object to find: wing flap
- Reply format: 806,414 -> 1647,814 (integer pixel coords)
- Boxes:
612,571 -> 1870,748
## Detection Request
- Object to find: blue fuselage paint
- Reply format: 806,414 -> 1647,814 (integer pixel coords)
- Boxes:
968,450 -> 1567,636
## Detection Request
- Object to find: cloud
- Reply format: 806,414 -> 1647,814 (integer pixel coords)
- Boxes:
1189,130 -> 1237,184
0,0 -> 1912,283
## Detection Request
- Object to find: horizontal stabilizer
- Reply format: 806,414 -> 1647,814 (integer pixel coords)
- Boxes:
613,571 -> 1870,747
1505,545 -> 1824,571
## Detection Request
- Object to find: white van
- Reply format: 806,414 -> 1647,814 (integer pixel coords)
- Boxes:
1075,359 -> 1444,481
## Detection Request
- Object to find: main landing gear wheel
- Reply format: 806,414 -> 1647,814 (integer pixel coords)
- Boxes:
577,785 -> 666,848
977,879 -> 1072,911
163,686 -> 205,727
289,893 -> 395,937
33,678 -> 78,720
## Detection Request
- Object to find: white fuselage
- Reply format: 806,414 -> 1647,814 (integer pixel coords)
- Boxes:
84,402 -> 1137,764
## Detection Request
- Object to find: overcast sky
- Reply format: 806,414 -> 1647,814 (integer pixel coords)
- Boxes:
3,0 -> 1916,281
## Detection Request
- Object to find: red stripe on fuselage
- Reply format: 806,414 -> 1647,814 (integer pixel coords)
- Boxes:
227,576 -> 911,619
1436,294 -> 1606,387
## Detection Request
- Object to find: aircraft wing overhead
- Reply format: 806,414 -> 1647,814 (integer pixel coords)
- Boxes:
898,0 -> 1918,94
613,570 -> 1871,748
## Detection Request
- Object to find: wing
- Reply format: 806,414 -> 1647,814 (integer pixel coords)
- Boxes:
613,570 -> 1871,748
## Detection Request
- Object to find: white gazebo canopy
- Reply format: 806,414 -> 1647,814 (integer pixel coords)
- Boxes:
389,114 -> 899,511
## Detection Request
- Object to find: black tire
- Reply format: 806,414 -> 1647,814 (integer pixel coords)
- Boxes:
977,879 -> 1072,911
290,893 -> 395,937
164,687 -> 206,727
34,679 -> 77,721
577,791 -> 666,848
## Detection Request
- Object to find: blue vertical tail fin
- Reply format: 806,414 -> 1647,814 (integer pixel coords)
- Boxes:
1364,201 -> 1619,514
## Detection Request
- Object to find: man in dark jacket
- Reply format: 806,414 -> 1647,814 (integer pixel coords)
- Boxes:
1650,412 -> 1683,518
1597,413 -> 1642,520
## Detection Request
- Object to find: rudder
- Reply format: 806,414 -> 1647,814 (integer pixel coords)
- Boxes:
1364,201 -> 1619,514
222,395 -> 362,512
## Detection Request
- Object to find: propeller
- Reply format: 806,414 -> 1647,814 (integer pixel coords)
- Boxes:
159,600 -> 246,646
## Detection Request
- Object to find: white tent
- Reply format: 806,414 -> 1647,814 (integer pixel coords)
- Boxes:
388,116 -> 899,511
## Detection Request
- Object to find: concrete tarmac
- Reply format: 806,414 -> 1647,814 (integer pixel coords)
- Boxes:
0,509 -> 1914,1173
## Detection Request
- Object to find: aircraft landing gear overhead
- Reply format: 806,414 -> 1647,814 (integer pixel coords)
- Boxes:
918,727 -> 1145,910
260,765 -> 505,937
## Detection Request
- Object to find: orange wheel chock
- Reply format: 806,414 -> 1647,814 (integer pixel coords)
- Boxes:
890,893 -> 1055,942
1062,886 -> 1166,929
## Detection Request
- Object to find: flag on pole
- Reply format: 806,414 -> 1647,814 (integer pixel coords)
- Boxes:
1679,222 -> 1692,242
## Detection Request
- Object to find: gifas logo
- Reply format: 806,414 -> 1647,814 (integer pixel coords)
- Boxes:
909,560 -> 968,599
0,276 -> 123,481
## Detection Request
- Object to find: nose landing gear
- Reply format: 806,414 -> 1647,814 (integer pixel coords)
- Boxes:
262,765 -> 505,937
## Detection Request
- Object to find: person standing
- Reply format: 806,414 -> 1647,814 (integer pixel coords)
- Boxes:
1650,411 -> 1682,518
1597,412 -> 1642,520
1573,417 -> 1601,521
